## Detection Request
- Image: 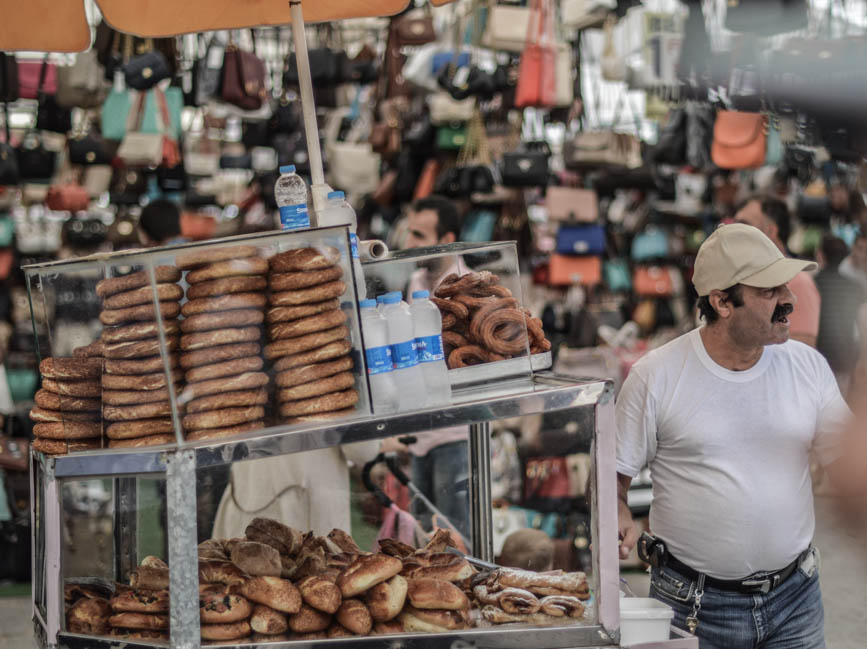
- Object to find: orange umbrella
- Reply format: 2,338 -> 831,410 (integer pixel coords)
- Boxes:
0,0 -> 90,52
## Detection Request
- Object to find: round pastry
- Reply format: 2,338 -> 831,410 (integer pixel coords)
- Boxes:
186,275 -> 267,300
178,371 -> 268,401
199,589 -> 253,624
72,340 -> 104,358
32,437 -> 101,455
185,421 -> 264,441
336,554 -> 403,598
108,434 -> 176,448
276,371 -> 355,402
199,620 -> 252,641
180,326 -> 261,351
266,299 -> 341,325
109,589 -> 170,613
180,309 -> 264,333
66,597 -> 111,635
107,612 -> 169,630
179,342 -> 261,369
336,599 -> 372,636
230,541 -> 282,577
272,340 -> 352,372
102,386 -> 178,406
95,266 -> 181,297
365,575 -> 407,623
99,301 -> 181,326
269,266 -> 343,292
102,320 -> 180,344
182,406 -> 265,432
479,308 -> 530,356
430,297 -> 469,321
34,389 -> 99,412
103,283 -> 183,310
278,389 -> 358,418
106,418 -> 174,439
104,337 -> 179,360
184,389 -> 268,414
39,357 -> 102,380
181,292 -> 267,318
406,577 -> 469,611
239,576 -> 302,615
268,309 -> 347,341
103,402 -> 172,421
104,354 -> 180,375
288,604 -> 332,634
176,244 -> 260,270
185,257 -> 269,284
296,576 -> 342,615
275,356 -> 353,388
284,408 -> 357,424
198,559 -> 246,586
264,325 -> 349,360
102,371 -> 180,391
250,604 -> 289,635
32,421 -> 101,440
41,379 -> 101,398
29,407 -> 98,423
269,247 -> 339,273
184,356 -> 264,384
269,280 -> 347,307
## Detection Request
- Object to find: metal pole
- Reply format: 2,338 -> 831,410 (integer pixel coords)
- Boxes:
469,421 -> 493,562
113,477 -> 138,583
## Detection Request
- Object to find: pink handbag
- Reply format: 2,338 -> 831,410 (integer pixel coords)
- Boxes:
18,59 -> 57,99
546,186 -> 599,222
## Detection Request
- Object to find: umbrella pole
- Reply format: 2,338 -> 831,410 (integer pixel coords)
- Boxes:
288,0 -> 330,214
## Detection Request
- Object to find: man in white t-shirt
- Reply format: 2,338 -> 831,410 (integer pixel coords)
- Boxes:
616,224 -> 851,648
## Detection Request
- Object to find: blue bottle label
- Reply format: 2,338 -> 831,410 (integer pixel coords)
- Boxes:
391,340 -> 419,369
349,232 -> 359,259
279,203 -> 309,230
415,334 -> 444,363
365,345 -> 393,375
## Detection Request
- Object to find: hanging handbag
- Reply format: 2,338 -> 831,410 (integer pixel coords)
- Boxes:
18,57 -> 56,99
555,224 -> 606,255
563,129 -> 643,170
483,5 -> 532,53
428,92 -> 475,125
711,110 -> 766,170
68,131 -> 111,166
124,48 -> 171,91
118,89 -> 179,168
46,184 -> 90,212
764,116 -> 784,166
394,6 -> 437,46
15,132 -> 56,181
501,141 -> 551,188
546,187 -> 599,222
82,165 -> 113,197
515,0 -> 557,109
102,86 -> 184,142
0,436 -> 29,474
633,266 -> 676,297
603,259 -> 632,292
56,50 -> 106,109
548,254 -> 602,286
631,227 -> 669,261
435,126 -> 468,151
461,210 -> 498,243
0,107 -> 18,185
36,95 -> 72,134
0,53 -> 18,102
554,43 -> 575,107
221,42 -> 267,111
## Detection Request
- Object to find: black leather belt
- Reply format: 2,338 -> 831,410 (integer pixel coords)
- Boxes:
665,548 -> 811,594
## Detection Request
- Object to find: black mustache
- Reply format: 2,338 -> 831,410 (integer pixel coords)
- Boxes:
772,304 -> 794,321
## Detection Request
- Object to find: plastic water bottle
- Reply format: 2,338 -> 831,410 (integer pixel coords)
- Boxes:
381,292 -> 427,411
410,290 -> 451,406
359,299 -> 399,414
318,191 -> 365,300
275,165 -> 310,231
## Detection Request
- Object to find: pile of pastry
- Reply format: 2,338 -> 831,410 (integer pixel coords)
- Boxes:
432,271 -> 551,369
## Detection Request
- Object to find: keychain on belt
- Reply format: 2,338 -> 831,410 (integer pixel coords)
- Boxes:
686,573 -> 705,634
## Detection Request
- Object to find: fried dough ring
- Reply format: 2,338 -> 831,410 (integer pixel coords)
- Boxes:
441,313 -> 457,329
468,297 -> 518,342
447,345 -> 493,369
479,309 -> 530,356
442,331 -> 469,349
430,297 -> 469,321
434,271 -> 499,298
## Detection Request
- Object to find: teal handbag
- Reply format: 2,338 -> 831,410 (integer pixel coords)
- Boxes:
603,259 -> 632,292
631,227 -> 669,261
6,368 -> 38,402
102,87 -> 183,141
460,210 -> 498,242
0,215 -> 13,247
764,118 -> 783,166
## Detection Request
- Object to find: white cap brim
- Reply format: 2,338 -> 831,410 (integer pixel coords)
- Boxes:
738,258 -> 817,290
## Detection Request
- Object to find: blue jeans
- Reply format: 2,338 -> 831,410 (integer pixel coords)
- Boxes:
649,548 -> 825,649
411,441 -> 470,541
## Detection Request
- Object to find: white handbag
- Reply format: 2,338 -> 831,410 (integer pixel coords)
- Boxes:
251,146 -> 278,173
83,165 -> 113,197
555,43 -> 574,107
482,5 -> 531,53
428,92 -> 475,125
324,105 -> 381,199
117,91 -> 165,168
562,0 -> 616,30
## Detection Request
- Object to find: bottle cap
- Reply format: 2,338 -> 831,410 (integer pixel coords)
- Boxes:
359,299 -> 376,309
375,294 -> 386,304
327,191 -> 345,200
279,165 -> 296,174
412,290 -> 430,299
382,292 -> 401,304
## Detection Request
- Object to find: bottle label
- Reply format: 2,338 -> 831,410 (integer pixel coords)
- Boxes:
349,232 -> 359,259
415,334 -> 445,363
279,203 -> 309,230
365,345 -> 393,375
391,340 -> 419,369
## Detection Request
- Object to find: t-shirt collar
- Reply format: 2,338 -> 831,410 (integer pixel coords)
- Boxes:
689,327 -> 773,382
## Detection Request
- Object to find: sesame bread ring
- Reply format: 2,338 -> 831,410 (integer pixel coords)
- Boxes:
270,247 -> 340,273
33,421 -> 102,439
178,372 -> 269,401
104,355 -> 180,375
181,293 -> 266,317
34,389 -> 100,412
176,244 -> 260,270
183,406 -> 265,432
266,299 -> 341,324
108,434 -> 176,449
41,379 -> 101,398
32,437 -> 101,455
268,309 -> 347,341
185,421 -> 264,441
278,389 -> 358,417
103,401 -> 172,421
99,301 -> 181,326
269,280 -> 347,307
102,371 -> 180,391
272,340 -> 352,372
264,326 -> 349,360
185,356 -> 264,384
180,342 -> 262,369
102,320 -> 180,344
180,326 -> 261,351
95,266 -> 181,297
200,620 -> 252,641
186,257 -> 269,284
39,357 -> 103,380
276,372 -> 355,402
106,418 -> 174,440
104,336 -> 179,360
186,275 -> 267,300
102,385 -> 179,406
275,357 -> 354,388
73,340 -> 104,358
269,266 -> 343,292
184,389 -> 268,414
180,309 -> 264,333
29,407 -> 98,423
103,283 -> 183,310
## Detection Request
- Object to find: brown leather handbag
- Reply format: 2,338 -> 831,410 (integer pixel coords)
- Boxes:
46,184 -> 90,212
711,110 -> 766,170
221,44 -> 267,111
0,436 -> 29,473
394,8 -> 436,46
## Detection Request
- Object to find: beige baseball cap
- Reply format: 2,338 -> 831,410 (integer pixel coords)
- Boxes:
693,223 -> 817,296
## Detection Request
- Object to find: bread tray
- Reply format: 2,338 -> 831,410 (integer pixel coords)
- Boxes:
448,351 -> 552,389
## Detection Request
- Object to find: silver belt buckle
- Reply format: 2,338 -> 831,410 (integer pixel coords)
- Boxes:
740,575 -> 775,594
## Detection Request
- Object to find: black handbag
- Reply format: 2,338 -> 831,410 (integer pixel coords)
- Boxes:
157,162 -> 187,193
219,152 -> 252,169
284,48 -> 346,86
501,142 -> 550,187
124,50 -> 171,90
110,167 -> 149,199
0,106 -> 18,185
68,133 -> 111,165
36,94 -> 72,134
268,97 -> 300,135
0,53 -> 18,102
434,167 -> 462,198
16,132 -> 56,181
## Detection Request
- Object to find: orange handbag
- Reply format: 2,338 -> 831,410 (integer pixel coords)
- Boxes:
515,0 -> 557,109
548,254 -> 602,286
711,111 -> 766,169
633,266 -> 675,296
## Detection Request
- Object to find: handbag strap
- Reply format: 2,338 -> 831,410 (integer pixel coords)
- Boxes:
154,88 -> 171,138
2,102 -> 10,145
126,90 -> 148,134
37,54 -> 49,97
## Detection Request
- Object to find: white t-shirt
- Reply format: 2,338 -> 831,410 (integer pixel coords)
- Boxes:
616,328 -> 849,580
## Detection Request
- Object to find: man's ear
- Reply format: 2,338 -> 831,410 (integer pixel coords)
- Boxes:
439,232 -> 456,245
708,290 -> 733,320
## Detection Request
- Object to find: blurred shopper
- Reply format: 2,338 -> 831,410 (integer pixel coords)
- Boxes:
617,224 -> 851,648
736,196 -> 821,347
839,232 -> 867,293
138,199 -> 187,247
